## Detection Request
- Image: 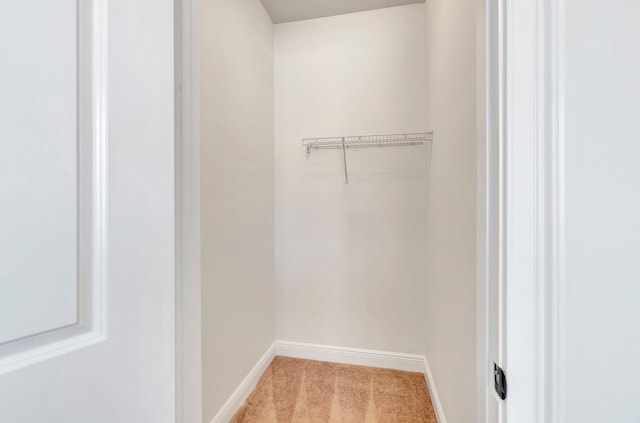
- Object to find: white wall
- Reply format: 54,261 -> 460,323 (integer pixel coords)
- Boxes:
199,0 -> 275,420
562,1 -> 640,421
423,1 -> 477,423
274,4 -> 429,354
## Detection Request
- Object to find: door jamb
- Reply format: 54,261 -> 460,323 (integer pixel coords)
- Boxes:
479,0 -> 564,422
174,0 -> 545,421
477,0 -> 503,420
175,0 -> 202,422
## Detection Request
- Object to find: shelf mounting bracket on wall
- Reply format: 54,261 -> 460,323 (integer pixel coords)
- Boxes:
303,132 -> 433,183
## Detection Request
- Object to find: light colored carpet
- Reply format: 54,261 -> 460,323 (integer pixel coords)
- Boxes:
230,356 -> 437,423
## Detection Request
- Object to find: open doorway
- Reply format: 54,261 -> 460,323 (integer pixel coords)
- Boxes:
177,0 -> 499,422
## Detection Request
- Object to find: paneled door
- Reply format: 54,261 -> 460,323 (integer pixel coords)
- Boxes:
0,1 -> 176,422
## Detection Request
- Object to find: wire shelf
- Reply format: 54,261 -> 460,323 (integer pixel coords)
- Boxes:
302,132 -> 433,184
303,132 -> 433,154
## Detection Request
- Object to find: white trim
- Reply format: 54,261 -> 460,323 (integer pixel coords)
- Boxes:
275,340 -> 425,373
0,330 -> 106,374
210,341 -> 448,423
275,341 -> 447,423
478,0 -> 504,420
503,0 -> 539,421
502,0 -> 562,422
210,343 -> 276,423
92,0 -> 109,347
536,0 -> 563,421
423,355 -> 448,423
0,0 -> 108,375
549,1 -> 564,421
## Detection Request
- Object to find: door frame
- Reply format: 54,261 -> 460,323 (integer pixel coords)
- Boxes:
476,0 -> 501,420
175,0 -> 202,422
175,0 -> 563,421
478,0 -> 564,422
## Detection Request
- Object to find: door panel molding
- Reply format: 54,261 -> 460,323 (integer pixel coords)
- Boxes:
0,0 -> 108,375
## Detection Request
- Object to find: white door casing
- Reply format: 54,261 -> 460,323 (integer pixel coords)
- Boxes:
175,0 -> 203,422
497,0 -> 563,422
478,0 -> 506,420
0,0 -> 176,421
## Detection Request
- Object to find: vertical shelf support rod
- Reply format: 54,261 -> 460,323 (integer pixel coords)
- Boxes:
342,137 -> 349,184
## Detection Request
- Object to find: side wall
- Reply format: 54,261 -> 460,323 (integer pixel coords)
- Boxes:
200,0 -> 275,420
274,4 -> 430,355
423,1 -> 477,422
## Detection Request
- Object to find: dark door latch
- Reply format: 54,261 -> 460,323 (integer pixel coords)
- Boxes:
494,363 -> 507,400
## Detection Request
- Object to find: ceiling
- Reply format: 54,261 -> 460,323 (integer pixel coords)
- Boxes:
259,0 -> 426,24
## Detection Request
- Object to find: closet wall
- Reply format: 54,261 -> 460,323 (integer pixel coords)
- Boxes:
423,1 -> 477,422
274,4 -> 430,354
200,0 -> 275,420
198,1 -> 478,421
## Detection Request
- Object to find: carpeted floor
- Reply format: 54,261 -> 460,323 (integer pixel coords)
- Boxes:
230,356 -> 437,423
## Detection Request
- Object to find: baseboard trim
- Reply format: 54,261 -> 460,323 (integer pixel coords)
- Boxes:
209,342 -> 276,423
274,340 -> 425,373
275,341 -> 447,423
423,355 -> 447,423
211,340 -> 447,423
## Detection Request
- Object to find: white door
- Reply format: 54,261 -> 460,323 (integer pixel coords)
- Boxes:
501,1 -> 640,423
0,1 -> 176,422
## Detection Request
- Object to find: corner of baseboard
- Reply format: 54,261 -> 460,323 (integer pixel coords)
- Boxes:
423,356 -> 447,423
209,341 -> 276,423
210,340 -> 447,423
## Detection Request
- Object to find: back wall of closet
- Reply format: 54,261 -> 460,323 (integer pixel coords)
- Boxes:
274,4 -> 430,354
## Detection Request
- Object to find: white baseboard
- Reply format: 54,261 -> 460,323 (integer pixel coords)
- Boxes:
211,340 -> 447,423
210,342 -> 276,423
423,355 -> 447,423
275,340 -> 425,373
275,341 -> 447,423
275,340 -> 447,423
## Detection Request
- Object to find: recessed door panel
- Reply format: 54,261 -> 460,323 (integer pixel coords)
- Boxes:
0,0 -> 78,344
0,0 -> 176,420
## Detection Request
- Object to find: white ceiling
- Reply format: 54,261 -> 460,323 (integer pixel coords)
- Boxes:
259,0 -> 425,24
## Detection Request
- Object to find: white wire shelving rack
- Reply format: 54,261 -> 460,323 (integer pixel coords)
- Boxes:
303,132 -> 433,184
